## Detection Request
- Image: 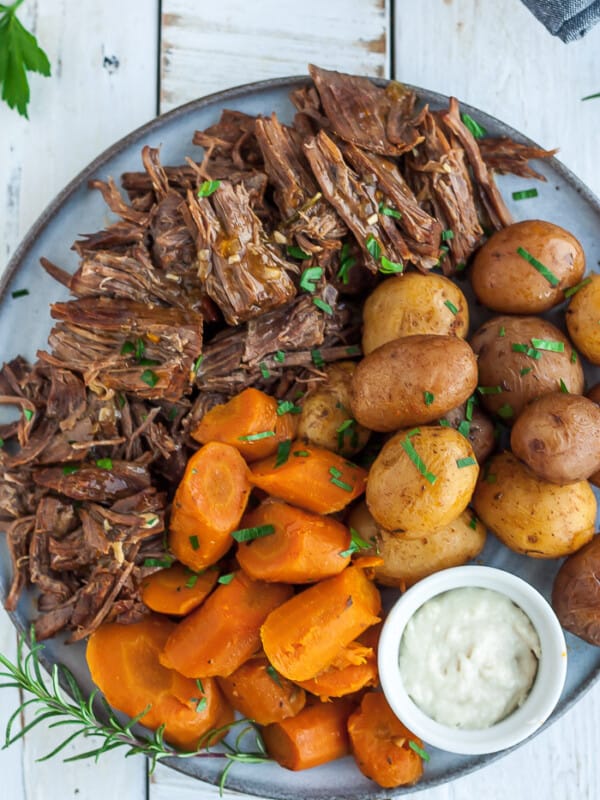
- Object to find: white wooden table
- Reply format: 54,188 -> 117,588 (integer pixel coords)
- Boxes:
1,2 -> 600,799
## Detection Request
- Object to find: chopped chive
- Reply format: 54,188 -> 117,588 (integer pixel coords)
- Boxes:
120,340 -> 135,355
300,266 -> 323,292
571,351 -> 578,363
565,278 -> 592,298
259,362 -> 270,379
293,450 -> 310,457
231,524 -> 276,542
499,326 -> 506,337
438,418 -> 451,427
330,477 -> 353,492
277,400 -> 301,416
313,297 -> 334,315
345,345 -> 361,357
329,466 -> 343,479
238,430 -> 276,442
287,245 -> 311,260
143,556 -> 174,568
512,188 -> 539,201
189,535 -> 200,550
456,457 -> 476,468
339,527 -> 371,558
62,464 -> 79,475
530,338 -> 565,352
194,697 -> 207,713
198,180 -> 221,197
512,343 -> 541,359
96,458 -> 113,470
311,349 -> 324,368
275,439 -> 292,468
135,338 -> 145,360
274,350 -> 286,363
185,573 -> 199,589
117,393 -> 127,409
407,427 -> 421,438
401,436 -> 437,485
582,91 -> 600,101
520,366 -> 533,376
0,438 -> 3,447
465,395 -> 476,421
217,573 -> 235,585
379,201 -> 402,219
192,355 -> 204,374
380,256 -> 404,274
409,740 -> 430,761
11,288 -> 29,298
266,665 -> 282,686
441,229 -> 454,241
444,299 -> 458,315
461,112 -> 487,138
477,385 -> 503,395
23,408 -> 34,421
336,419 -> 354,434
424,391 -> 435,407
337,243 -> 356,285
365,234 -> 382,260
516,246 -> 560,287
458,420 -> 471,438
498,403 -> 514,419
468,515 -> 478,530
559,379 -> 569,394
140,369 -> 159,388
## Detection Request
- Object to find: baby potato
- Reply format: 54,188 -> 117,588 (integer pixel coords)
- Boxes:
441,401 -> 495,463
511,392 -> 600,483
351,335 -> 478,433
366,426 -> 479,532
566,274 -> 600,364
348,503 -> 486,589
470,315 -> 583,421
472,451 -> 596,558
552,536 -> 600,646
586,382 -> 600,405
297,362 -> 370,456
471,219 -> 585,314
361,273 -> 469,355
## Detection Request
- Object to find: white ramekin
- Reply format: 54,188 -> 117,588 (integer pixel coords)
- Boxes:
378,565 -> 567,755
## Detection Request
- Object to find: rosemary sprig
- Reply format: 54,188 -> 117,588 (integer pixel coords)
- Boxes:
0,629 -> 269,794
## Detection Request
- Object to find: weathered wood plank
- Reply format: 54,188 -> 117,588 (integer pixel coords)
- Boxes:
160,0 -> 390,110
394,0 -> 600,197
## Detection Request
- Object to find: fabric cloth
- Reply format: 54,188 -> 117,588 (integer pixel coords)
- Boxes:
521,0 -> 600,42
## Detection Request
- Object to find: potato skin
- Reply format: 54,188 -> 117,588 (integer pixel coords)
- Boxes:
472,452 -> 596,558
470,315 -> 584,421
566,274 -> 600,364
471,219 -> 585,314
366,426 -> 479,532
351,335 -> 478,433
552,535 -> 600,646
511,392 -> 600,483
297,362 -> 370,456
362,273 -> 469,355
441,402 -> 495,464
348,503 -> 486,589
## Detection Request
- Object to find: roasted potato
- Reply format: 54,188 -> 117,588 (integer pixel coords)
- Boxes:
472,452 -> 596,558
552,535 -> 600,646
511,392 -> 600,483
471,219 -> 585,314
566,274 -> 600,364
361,273 -> 469,355
366,426 -> 479,532
297,362 -> 370,456
348,503 -> 486,588
351,335 -> 478,433
470,315 -> 584,421
441,401 -> 495,463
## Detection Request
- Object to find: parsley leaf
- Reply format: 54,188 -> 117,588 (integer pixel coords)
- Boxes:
0,0 -> 51,118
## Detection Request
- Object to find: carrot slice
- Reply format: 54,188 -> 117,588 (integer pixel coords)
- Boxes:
217,655 -> 306,725
160,570 -> 292,678
141,563 -> 218,616
236,498 -> 351,583
249,442 -> 367,514
86,616 -> 233,751
296,634 -> 379,701
262,697 -> 355,770
169,441 -> 251,570
191,387 -> 297,462
260,566 -> 381,681
348,692 -> 425,788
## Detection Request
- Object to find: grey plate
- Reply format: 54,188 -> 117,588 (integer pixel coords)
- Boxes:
1,76 -> 600,800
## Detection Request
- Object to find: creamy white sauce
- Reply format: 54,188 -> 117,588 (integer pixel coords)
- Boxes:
399,587 -> 541,730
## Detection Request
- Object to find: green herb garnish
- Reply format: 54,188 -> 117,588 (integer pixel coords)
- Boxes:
497,403 -> 514,419
313,297 -> 333,315
140,369 -> 159,388
62,464 -> 79,476
564,278 -> 592,298
189,535 -> 200,551
286,245 -> 311,260
143,556 -> 175,569
293,450 -> 310,457
379,202 -> 402,219
274,350 -> 286,363
424,391 -> 435,406
218,573 -> 235,585
311,349 -> 324,368
275,439 -> 292,468
458,420 -> 471,438
559,379 -> 569,394
444,299 -> 458,315
456,457 -> 476,468
238,431 -> 275,442
365,234 -> 382,260
197,180 -> 221,197
409,740 -> 430,761
461,112 -> 487,138
512,188 -> 538,201
477,385 -> 502,395
380,256 -> 403,274
339,527 -> 371,559
520,366 -> 532,376
499,326 -> 506,337
441,229 -> 454,241
22,408 -> 34,421
299,266 -> 323,292
185,574 -> 199,589
95,458 -> 113,470
401,434 -> 437,485
11,288 -> 29,298
231,525 -> 276,543
259,362 -> 270,379
337,242 -> 356,285
516,246 -> 560,287
468,515 -> 478,530
530,338 -> 565,352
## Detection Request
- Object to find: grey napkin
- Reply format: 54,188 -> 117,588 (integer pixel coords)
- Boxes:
522,0 -> 600,41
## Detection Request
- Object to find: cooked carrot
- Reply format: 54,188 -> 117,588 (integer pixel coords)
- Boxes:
236,498 -> 351,583
296,636 -> 379,701
217,655 -> 306,725
160,571 -> 292,678
249,442 -> 367,514
262,697 -> 355,770
261,566 -> 381,681
169,442 -> 251,571
191,387 -> 297,462
86,616 -> 233,751
348,692 -> 425,788
141,562 -> 218,616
